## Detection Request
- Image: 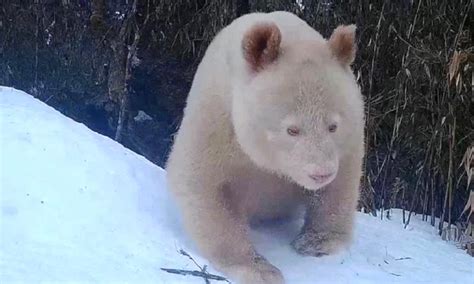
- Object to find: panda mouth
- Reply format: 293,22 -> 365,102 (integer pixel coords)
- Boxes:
308,172 -> 335,184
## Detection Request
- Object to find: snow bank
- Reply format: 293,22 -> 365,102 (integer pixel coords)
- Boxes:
1,86 -> 472,283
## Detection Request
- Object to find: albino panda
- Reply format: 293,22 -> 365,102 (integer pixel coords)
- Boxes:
166,10 -> 365,284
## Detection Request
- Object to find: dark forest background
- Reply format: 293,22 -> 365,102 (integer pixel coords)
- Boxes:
0,0 -> 472,252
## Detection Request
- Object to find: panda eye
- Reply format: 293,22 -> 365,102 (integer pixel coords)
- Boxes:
328,124 -> 337,133
287,126 -> 301,136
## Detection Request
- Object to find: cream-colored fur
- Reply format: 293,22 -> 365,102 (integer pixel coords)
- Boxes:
166,11 -> 365,284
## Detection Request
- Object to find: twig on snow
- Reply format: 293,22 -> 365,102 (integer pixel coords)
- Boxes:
160,268 -> 229,282
160,248 -> 231,283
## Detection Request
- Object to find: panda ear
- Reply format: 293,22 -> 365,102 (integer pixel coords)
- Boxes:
328,24 -> 357,66
242,22 -> 281,72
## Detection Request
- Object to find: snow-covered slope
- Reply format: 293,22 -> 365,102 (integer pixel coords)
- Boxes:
1,86 -> 472,283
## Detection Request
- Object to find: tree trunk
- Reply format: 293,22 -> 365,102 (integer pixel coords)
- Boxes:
235,0 -> 249,17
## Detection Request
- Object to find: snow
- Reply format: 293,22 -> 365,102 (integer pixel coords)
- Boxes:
1,86 -> 472,283
295,0 -> 304,10
134,110 -> 153,122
